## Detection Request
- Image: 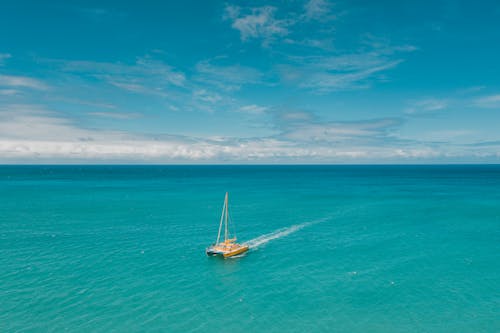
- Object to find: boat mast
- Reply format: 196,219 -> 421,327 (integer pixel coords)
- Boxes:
224,192 -> 229,241
216,192 -> 227,244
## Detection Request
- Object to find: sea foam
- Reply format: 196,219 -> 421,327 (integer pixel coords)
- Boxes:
244,217 -> 328,249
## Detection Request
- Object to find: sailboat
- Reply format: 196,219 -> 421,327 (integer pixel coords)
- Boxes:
206,192 -> 249,258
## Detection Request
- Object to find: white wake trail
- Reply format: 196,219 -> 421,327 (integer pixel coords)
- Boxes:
244,217 -> 328,249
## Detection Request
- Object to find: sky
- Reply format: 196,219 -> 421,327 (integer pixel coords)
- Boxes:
0,0 -> 500,163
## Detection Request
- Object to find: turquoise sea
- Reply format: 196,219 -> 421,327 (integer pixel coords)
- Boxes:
1,165 -> 499,332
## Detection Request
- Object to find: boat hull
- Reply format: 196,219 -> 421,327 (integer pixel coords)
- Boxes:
223,245 -> 249,258
206,245 -> 249,258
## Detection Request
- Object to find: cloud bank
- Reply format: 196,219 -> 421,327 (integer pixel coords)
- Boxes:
1,104 -> 499,163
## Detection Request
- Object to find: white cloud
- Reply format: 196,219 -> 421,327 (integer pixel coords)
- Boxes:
279,111 -> 313,121
225,5 -> 289,45
107,81 -> 168,97
0,135 -> 423,162
474,94 -> 500,108
55,98 -> 117,110
193,89 -> 222,104
88,112 -> 140,119
304,0 -> 333,21
238,104 -> 268,114
361,34 -> 418,54
284,57 -> 403,93
1,105 -> 498,163
0,105 -> 95,141
419,130 -> 475,142
405,98 -> 448,114
0,105 -> 215,160
283,37 -> 334,50
0,74 -> 48,90
224,1 -> 337,47
282,118 -> 401,142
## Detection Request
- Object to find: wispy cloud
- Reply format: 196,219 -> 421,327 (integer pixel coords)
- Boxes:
54,98 -> 117,110
280,51 -> 408,93
0,89 -> 19,96
280,115 -> 402,143
283,37 -> 334,51
0,104 -> 90,141
34,54 -> 256,116
193,89 -> 223,104
0,53 -> 11,65
59,56 -> 186,97
87,111 -> 140,119
238,104 -> 269,114
0,74 -> 49,90
277,110 -> 314,122
195,58 -> 264,91
223,3 -> 416,93
405,98 -> 449,114
224,5 -> 290,45
418,129 -> 475,143
404,90 -> 500,116
224,1 -> 336,47
361,34 -> 418,54
474,94 -> 500,108
303,0 -> 334,21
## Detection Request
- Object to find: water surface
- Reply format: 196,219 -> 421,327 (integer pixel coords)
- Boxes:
1,165 -> 499,332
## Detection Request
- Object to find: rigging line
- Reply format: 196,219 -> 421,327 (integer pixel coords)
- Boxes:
216,193 -> 226,244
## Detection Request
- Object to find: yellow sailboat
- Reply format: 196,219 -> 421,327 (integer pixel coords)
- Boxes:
206,192 -> 249,258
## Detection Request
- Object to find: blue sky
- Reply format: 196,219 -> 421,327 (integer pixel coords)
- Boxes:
1,0 -> 499,163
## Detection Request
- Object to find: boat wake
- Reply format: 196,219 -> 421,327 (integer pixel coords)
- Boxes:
244,217 -> 328,250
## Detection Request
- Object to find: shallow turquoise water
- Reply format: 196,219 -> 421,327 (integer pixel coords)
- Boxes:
1,165 -> 499,332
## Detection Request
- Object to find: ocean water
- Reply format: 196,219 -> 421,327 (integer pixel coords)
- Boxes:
1,165 -> 499,332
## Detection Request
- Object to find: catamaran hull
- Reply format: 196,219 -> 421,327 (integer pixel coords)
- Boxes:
206,246 -> 249,258
206,249 -> 222,256
223,246 -> 249,258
